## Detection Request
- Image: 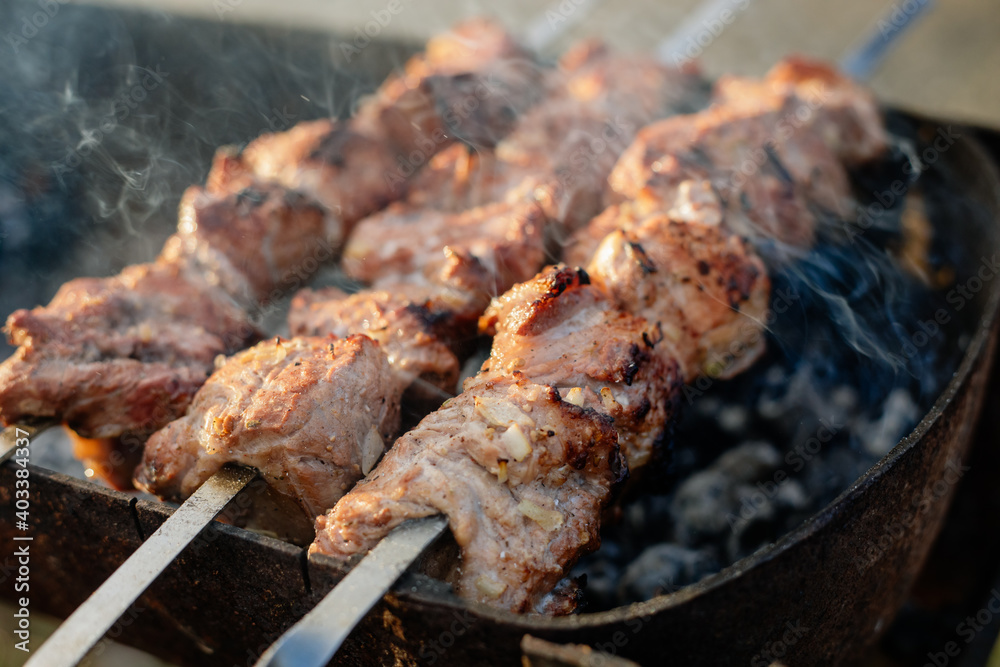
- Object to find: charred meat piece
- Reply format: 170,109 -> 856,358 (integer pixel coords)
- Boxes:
583,215 -> 770,381
478,266 -> 681,469
162,183 -> 337,305
343,197 -> 548,297
288,284 -> 467,396
606,58 -> 885,247
136,335 -> 399,524
0,261 -> 254,439
207,120 -> 402,230
352,18 -> 542,154
712,56 -> 887,164
312,377 -> 623,614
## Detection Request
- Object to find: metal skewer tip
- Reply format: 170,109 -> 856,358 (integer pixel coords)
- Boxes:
255,515 -> 448,667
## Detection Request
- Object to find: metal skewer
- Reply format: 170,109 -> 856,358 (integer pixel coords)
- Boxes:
255,515 -> 448,667
24,465 -> 257,667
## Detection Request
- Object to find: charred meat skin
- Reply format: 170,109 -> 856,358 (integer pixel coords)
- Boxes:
136,335 -> 399,522
0,261 -> 253,439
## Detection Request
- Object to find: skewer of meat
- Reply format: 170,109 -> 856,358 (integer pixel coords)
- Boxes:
0,19 -> 537,488
134,42 -> 706,537
19,13 -> 621,667
308,58 -> 883,618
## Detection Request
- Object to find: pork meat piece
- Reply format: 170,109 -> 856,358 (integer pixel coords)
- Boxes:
585,215 -> 770,381
161,183 -> 337,304
478,266 -> 681,470
205,120 -> 402,230
135,334 -> 399,522
343,197 -> 548,298
288,284 -> 466,396
0,261 -> 254,438
713,56 -> 887,164
311,377 -> 623,614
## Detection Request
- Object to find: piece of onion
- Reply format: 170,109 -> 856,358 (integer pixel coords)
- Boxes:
475,575 -> 507,599
565,387 -> 584,407
501,423 -> 532,462
517,499 -> 564,531
361,426 -> 384,475
474,396 -> 535,429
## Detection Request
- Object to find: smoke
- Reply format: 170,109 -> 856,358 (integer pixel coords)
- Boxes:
0,1 -> 421,355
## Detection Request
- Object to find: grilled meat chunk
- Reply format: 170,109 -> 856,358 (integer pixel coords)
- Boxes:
0,261 -> 253,438
207,120 -> 402,229
344,198 -> 548,297
136,335 -> 399,522
478,266 -> 680,469
288,284 -> 466,395
352,18 -> 542,153
713,56 -> 886,164
584,215 -> 770,381
606,57 -> 884,247
312,377 -> 623,614
162,183 -> 337,305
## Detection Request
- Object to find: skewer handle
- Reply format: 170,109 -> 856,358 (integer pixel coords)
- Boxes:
25,465 -> 257,667
255,515 -> 449,667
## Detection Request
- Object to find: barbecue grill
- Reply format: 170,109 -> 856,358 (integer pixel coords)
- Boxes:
3,4 -> 1000,666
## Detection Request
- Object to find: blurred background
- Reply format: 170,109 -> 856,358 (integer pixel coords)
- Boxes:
1,0 -> 1000,665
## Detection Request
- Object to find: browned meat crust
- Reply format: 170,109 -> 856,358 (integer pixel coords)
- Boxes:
162,183 -> 336,304
478,266 -> 681,469
288,285 -> 466,396
583,214 -> 771,381
136,334 -> 399,521
606,58 -> 883,248
0,261 -> 252,438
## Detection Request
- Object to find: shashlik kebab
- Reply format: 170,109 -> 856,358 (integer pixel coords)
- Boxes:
134,42 -> 705,534
0,19 -> 537,486
309,58 -> 885,614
